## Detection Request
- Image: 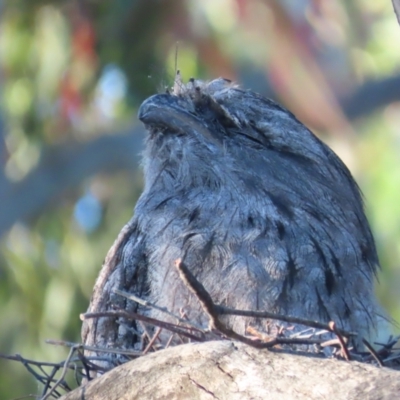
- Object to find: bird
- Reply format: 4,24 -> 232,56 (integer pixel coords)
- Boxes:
82,75 -> 385,367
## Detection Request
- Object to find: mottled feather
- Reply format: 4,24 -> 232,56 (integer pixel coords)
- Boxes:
82,78 -> 384,367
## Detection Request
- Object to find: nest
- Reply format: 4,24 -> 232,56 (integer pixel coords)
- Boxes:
2,259 -> 400,399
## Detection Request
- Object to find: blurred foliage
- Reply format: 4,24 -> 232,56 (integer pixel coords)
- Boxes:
1,0 -> 400,398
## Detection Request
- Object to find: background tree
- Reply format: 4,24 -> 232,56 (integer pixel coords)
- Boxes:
1,1 -> 400,398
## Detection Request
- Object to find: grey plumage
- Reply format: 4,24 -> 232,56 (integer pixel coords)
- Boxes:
82,77 -> 384,365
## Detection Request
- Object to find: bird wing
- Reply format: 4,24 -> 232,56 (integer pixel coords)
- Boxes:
81,219 -> 148,367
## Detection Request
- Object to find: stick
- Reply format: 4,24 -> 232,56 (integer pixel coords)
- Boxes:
174,259 -> 356,350
81,310 -> 205,342
113,289 -> 206,333
46,339 -> 143,357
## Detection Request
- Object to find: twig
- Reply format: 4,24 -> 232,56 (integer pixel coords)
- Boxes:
1,349 -> 113,394
175,259 -> 257,347
320,338 -> 342,348
75,350 -> 91,383
12,354 -> 65,398
328,321 -> 350,361
382,352 -> 400,363
175,259 -> 319,349
45,339 -> 143,357
0,353 -> 67,369
138,321 -> 160,352
81,310 -> 205,342
215,304 -> 356,338
143,327 -> 163,355
374,335 -> 400,357
41,344 -> 79,400
174,259 -> 356,338
362,338 -> 384,367
113,289 -> 207,333
41,365 -> 60,398
174,259 -> 358,350
165,334 -> 175,349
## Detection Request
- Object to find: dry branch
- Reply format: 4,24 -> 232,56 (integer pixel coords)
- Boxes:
81,310 -> 206,342
174,259 -> 355,349
3,261 -> 399,398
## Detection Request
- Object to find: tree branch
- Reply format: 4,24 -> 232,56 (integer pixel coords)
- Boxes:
340,74 -> 400,120
0,126 -> 145,237
2,73 -> 400,238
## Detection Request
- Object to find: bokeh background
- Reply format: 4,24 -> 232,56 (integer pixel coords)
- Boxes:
1,0 -> 400,397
